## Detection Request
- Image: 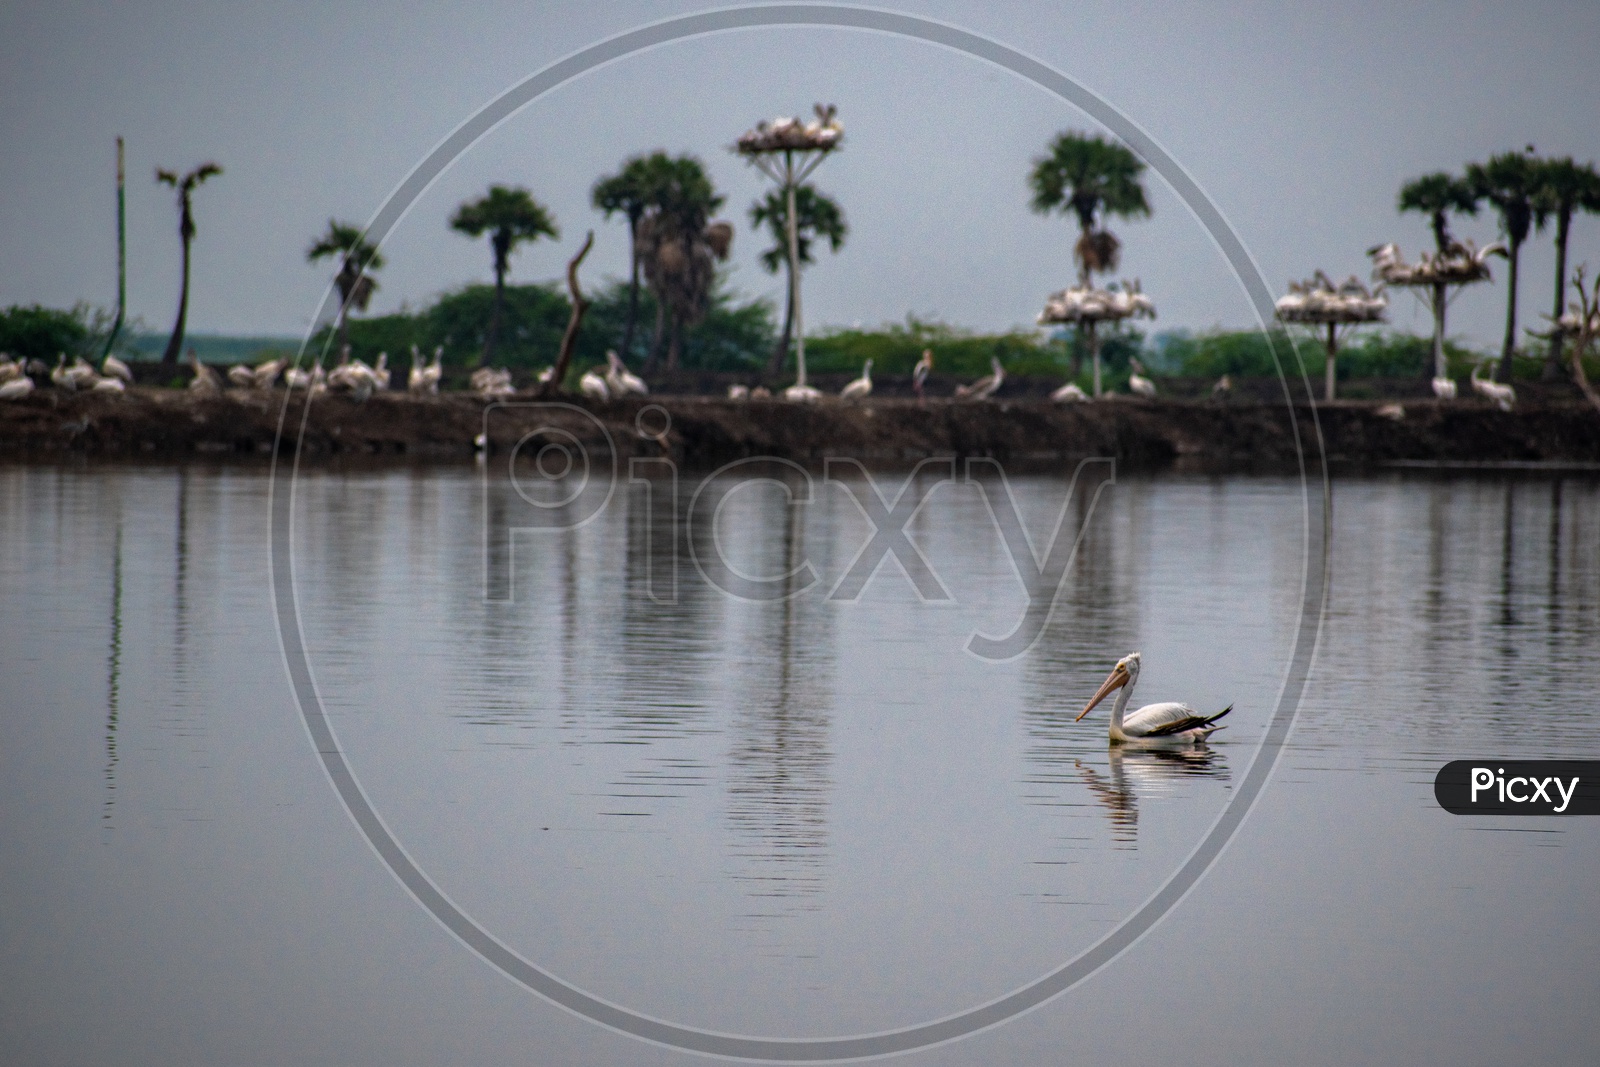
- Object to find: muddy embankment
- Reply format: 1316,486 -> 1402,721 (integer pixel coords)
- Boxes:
2,383 -> 1597,470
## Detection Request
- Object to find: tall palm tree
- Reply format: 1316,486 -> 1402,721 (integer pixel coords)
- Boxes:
450,185 -> 559,367
1029,131 -> 1151,286
1532,157 -> 1600,380
155,162 -> 222,374
750,184 -> 847,376
592,152 -> 675,364
1467,150 -> 1543,382
1398,171 -> 1478,381
307,221 -> 384,360
631,157 -> 727,372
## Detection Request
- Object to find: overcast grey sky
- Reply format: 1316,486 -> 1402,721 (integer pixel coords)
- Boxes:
3,0 -> 1597,351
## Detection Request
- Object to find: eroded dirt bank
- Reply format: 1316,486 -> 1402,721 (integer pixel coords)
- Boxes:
1,387 -> 1596,469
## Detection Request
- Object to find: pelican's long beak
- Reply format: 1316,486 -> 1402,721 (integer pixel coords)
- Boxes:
1077,664 -> 1129,721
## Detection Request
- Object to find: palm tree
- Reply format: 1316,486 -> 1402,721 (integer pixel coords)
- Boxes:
450,185 -> 559,367
592,152 -> 675,364
750,185 -> 847,376
1532,157 -> 1600,380
307,220 -> 384,360
1398,171 -> 1479,381
155,162 -> 222,374
631,157 -> 727,372
1029,131 -> 1151,286
1467,150 -> 1543,382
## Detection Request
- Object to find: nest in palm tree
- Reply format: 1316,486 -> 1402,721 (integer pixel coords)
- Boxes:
1038,279 -> 1156,325
1368,240 -> 1503,288
1275,272 -> 1387,324
737,104 -> 843,154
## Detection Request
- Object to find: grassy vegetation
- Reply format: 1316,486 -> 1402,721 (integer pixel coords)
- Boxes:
317,278 -> 775,374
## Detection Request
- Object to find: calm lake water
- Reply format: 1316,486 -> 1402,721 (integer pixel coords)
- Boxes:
3,458 -> 1597,1065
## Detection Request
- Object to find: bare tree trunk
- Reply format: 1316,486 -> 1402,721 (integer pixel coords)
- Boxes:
542,232 -> 594,397
1430,282 -> 1448,381
767,268 -> 794,377
644,300 -> 665,374
1089,321 -> 1102,397
160,233 -> 192,374
666,315 -> 683,371
1544,214 -> 1571,382
481,265 -> 505,369
1497,241 -> 1521,384
1325,321 -> 1338,401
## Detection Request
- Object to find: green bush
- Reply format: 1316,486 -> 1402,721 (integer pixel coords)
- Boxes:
0,304 -> 89,363
807,317 -> 1072,378
319,278 -> 777,373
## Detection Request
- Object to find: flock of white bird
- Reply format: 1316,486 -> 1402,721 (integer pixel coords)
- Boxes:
1368,239 -> 1505,287
1036,279 -> 1156,326
735,103 -> 843,154
0,352 -> 134,397
1274,271 -> 1388,324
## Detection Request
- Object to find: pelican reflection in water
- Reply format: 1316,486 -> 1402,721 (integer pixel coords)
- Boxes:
1076,746 -> 1229,845
1076,652 -> 1231,746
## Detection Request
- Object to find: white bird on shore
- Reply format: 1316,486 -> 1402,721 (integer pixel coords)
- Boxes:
727,383 -> 750,400
840,359 -> 873,399
1431,376 -> 1457,400
604,350 -> 648,396
1470,361 -> 1515,411
227,363 -> 255,387
1051,381 -> 1089,403
578,369 -> 610,400
0,376 -> 35,399
1211,374 -> 1233,400
1376,402 -> 1406,421
91,375 -> 126,393
954,356 -> 1004,401
784,382 -> 822,402
101,354 -> 133,384
1076,652 -> 1232,747
912,349 -> 933,400
187,351 -> 223,396
371,352 -> 391,391
1128,358 -> 1157,398
408,345 -> 443,395
470,366 -> 515,397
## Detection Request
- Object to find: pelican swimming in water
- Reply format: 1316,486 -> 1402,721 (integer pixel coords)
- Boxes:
1076,652 -> 1231,746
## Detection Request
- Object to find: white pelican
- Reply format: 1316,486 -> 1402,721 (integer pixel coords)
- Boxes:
578,369 -> 610,400
1431,376 -> 1457,400
605,350 -> 648,396
783,382 -> 822,402
101,354 -> 134,384
371,352 -> 391,391
1128,358 -> 1157,398
954,356 -> 1004,401
1076,652 -> 1231,747
840,358 -> 873,399
187,351 -> 223,395
227,363 -> 255,387
1470,361 -> 1515,411
1376,402 -> 1405,421
727,383 -> 750,400
750,385 -> 772,399
912,349 -> 933,400
1211,374 -> 1232,400
1051,381 -> 1089,403
0,376 -> 35,399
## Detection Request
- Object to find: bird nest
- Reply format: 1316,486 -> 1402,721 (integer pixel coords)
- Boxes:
1368,240 -> 1502,288
1275,271 -> 1387,324
1037,282 -> 1156,326
736,104 -> 843,154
